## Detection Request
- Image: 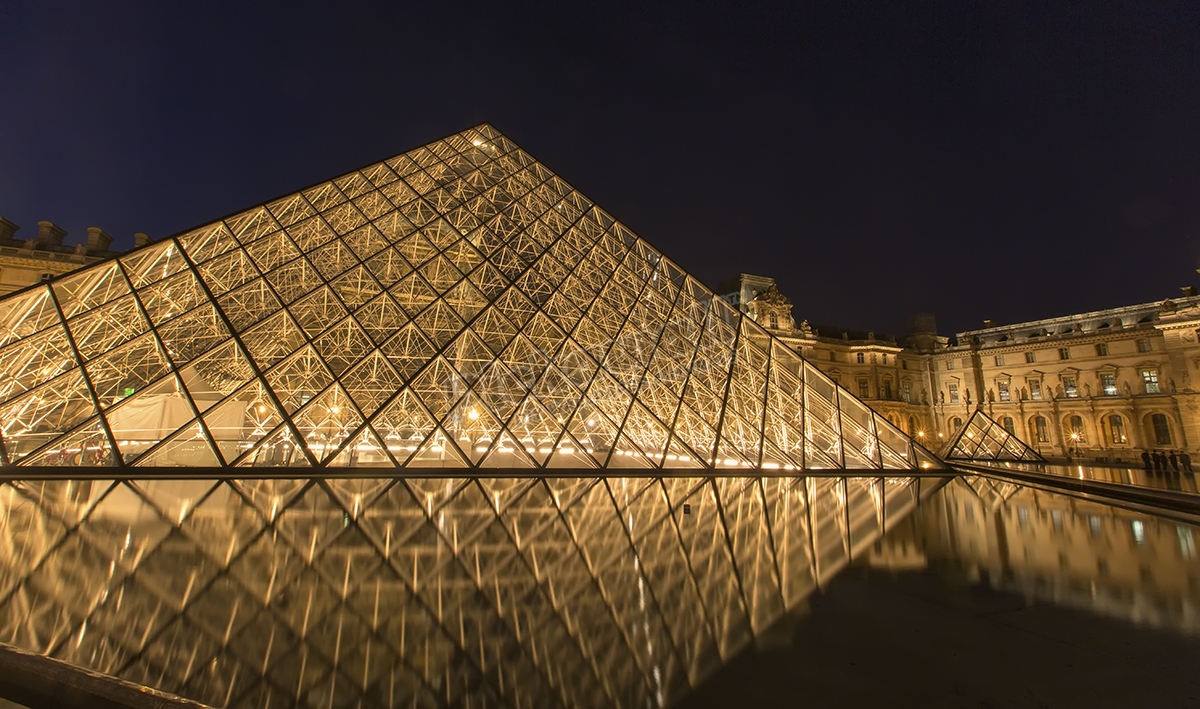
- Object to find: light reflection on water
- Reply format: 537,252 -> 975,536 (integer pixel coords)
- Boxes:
1,474 -> 1195,708
0,475 -> 919,709
868,476 -> 1200,634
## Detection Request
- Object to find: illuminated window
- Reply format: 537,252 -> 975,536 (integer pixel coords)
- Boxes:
1035,416 -> 1049,442
997,380 -> 1010,401
1109,415 -> 1126,444
1029,379 -> 1042,400
1137,338 -> 1151,353
948,383 -> 959,404
1025,351 -> 1036,363
769,313 -> 778,329
1152,413 -> 1172,445
1063,375 -> 1077,397
1058,347 -> 1070,360
1142,369 -> 1160,394
946,359 -> 954,370
1101,373 -> 1117,396
858,379 -> 870,398
1068,415 -> 1086,443
994,355 -> 1004,366
1003,417 -> 1015,435
856,352 -> 865,364
902,381 -> 912,403
1095,343 -> 1108,356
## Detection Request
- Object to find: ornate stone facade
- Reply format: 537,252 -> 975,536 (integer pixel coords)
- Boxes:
722,273 -> 1200,461
0,217 -> 130,296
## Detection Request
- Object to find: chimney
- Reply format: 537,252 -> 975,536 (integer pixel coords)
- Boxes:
34,221 -> 66,248
134,232 -> 151,248
1181,286 -> 1197,298
0,217 -> 17,242
907,313 -> 937,335
86,227 -> 114,254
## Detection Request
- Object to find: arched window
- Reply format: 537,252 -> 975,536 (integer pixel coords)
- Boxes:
1109,415 -> 1127,444
1002,417 -> 1015,436
908,416 -> 918,435
952,417 -> 963,431
1068,415 -> 1087,444
1152,413 -> 1172,445
1034,416 -> 1049,443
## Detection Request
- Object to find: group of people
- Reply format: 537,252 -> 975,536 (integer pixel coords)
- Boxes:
1141,449 -> 1194,474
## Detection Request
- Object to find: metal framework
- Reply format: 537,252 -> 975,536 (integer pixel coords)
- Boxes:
939,410 -> 1045,462
0,474 -> 920,708
0,124 -> 944,475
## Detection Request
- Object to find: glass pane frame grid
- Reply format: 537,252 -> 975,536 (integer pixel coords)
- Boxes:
0,123 -> 948,477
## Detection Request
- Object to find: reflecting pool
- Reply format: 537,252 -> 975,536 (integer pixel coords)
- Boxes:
0,475 -> 1196,708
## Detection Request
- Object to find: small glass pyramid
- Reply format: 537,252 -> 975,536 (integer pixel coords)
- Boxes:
0,125 -> 947,473
939,409 -> 1045,462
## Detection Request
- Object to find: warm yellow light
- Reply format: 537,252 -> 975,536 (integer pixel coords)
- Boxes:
330,406 -> 339,414
468,408 -> 479,420
257,405 -> 266,414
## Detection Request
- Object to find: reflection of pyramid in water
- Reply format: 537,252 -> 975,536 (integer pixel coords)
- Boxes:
939,410 -> 1045,462
0,124 -> 945,472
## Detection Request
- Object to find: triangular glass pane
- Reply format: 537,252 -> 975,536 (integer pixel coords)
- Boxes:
103,372 -> 195,461
328,425 -> 396,468
369,388 -> 436,467
202,379 -> 284,464
545,430 -> 600,469
234,423 -> 310,468
662,436 -> 704,469
406,427 -> 468,469
606,431 -> 655,469
478,429 -> 537,469
132,422 -> 221,468
289,384 -> 364,463
177,340 -> 254,413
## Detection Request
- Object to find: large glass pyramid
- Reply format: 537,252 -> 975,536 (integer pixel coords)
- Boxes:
939,410 -> 1045,463
0,124 -> 945,473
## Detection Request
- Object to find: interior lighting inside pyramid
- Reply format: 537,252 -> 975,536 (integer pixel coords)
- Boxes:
0,125 -> 943,473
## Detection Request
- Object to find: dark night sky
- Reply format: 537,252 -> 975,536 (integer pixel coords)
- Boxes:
2,1 -> 1198,336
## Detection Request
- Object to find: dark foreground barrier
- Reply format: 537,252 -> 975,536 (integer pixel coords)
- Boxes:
0,642 -> 212,709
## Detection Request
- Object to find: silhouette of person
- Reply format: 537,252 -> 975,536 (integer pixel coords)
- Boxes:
1153,451 -> 1165,473
1141,450 -> 1152,472
1182,451 -> 1194,474
1169,451 -> 1181,474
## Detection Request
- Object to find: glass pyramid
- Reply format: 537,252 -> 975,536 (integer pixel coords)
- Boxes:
939,410 -> 1045,462
0,124 -> 945,473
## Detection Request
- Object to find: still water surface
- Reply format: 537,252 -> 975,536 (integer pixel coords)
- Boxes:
0,475 -> 1195,708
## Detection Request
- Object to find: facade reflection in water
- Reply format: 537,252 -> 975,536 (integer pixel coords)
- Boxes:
871,476 -> 1200,634
0,475 -> 919,708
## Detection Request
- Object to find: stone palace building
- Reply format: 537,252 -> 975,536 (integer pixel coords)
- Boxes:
720,274 -> 1200,462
